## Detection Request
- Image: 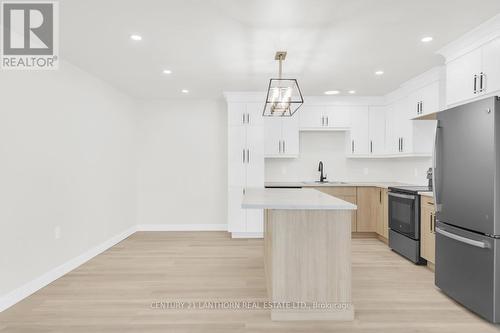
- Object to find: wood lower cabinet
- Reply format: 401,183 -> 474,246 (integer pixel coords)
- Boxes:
356,187 -> 379,232
420,196 -> 436,264
314,186 -> 387,235
376,188 -> 389,239
382,189 -> 389,239
313,187 -> 357,231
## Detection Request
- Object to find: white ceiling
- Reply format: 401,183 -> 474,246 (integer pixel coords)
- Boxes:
60,0 -> 500,100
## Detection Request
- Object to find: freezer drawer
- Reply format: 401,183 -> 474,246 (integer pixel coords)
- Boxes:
435,221 -> 500,323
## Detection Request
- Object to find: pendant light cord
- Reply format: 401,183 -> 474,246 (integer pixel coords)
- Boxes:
278,55 -> 282,80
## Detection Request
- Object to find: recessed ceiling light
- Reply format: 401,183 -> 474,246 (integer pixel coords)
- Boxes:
348,90 -> 356,94
375,70 -> 384,75
181,89 -> 189,94
163,69 -> 172,74
324,90 -> 340,95
130,34 -> 142,41
421,36 -> 433,43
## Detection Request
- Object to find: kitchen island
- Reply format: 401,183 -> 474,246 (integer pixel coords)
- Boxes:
242,188 -> 357,321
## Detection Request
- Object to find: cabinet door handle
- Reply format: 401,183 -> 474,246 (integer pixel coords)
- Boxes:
398,138 -> 401,152
283,140 -> 286,154
242,113 -> 245,124
321,116 -> 325,126
430,213 -> 433,233
278,140 -> 282,153
379,189 -> 382,203
370,140 -> 373,154
480,72 -> 486,92
246,149 -> 250,163
326,116 -> 329,126
243,149 -> 246,163
420,101 -> 423,114
401,137 -> 404,152
351,140 -> 355,153
473,74 -> 478,94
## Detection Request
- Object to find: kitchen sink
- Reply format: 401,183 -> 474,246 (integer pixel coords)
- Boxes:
302,181 -> 347,185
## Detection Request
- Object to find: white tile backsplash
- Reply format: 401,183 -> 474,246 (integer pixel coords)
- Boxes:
265,131 -> 432,185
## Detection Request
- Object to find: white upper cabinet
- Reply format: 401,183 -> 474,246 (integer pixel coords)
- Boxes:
299,105 -> 351,130
446,48 -> 482,106
444,36 -> 500,107
408,81 -> 440,117
394,97 -> 412,154
299,105 -> 324,129
346,107 -> 369,156
482,37 -> 500,95
324,106 -> 351,129
384,104 -> 399,155
263,117 -> 282,156
229,103 -> 264,127
368,106 -> 386,155
281,116 -> 300,156
383,97 -> 434,156
264,115 -> 299,158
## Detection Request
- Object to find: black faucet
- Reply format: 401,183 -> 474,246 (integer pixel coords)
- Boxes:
318,161 -> 327,182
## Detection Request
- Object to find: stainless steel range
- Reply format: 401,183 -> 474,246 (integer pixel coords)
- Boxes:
388,185 -> 431,264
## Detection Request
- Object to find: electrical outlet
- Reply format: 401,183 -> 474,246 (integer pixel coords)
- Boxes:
54,226 -> 61,240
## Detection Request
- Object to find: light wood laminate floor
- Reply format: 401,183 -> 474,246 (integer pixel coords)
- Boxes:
0,232 -> 498,332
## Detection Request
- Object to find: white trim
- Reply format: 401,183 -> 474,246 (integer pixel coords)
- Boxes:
0,225 -> 137,313
136,224 -> 227,231
437,13 -> 500,62
346,153 -> 432,159
264,155 -> 300,159
299,127 -> 350,132
0,223 -> 230,313
224,91 -> 385,106
231,232 -> 263,239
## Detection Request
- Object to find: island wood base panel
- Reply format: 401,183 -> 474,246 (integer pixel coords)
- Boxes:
264,209 -> 353,321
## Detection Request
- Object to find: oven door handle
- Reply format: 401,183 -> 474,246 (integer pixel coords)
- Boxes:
435,227 -> 490,248
388,192 -> 416,200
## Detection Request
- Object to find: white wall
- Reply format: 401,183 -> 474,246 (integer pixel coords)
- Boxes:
265,131 -> 432,185
136,100 -> 227,227
0,61 -> 138,297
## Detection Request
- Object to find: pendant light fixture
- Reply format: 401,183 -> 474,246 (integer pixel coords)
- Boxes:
263,51 -> 304,117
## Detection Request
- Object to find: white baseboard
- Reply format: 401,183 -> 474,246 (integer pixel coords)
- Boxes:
136,224 -> 227,231
0,223 -> 229,313
231,232 -> 263,238
0,225 -> 137,313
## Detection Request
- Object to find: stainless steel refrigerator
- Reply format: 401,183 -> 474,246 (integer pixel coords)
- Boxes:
434,96 -> 500,323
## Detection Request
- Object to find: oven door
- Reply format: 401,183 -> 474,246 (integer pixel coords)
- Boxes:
389,191 -> 418,239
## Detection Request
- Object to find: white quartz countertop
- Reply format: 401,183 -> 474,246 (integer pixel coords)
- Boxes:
419,191 -> 434,197
242,188 -> 357,210
264,181 -> 413,189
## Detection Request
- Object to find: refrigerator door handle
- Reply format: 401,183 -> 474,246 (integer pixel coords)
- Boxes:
435,227 -> 490,249
433,123 -> 441,212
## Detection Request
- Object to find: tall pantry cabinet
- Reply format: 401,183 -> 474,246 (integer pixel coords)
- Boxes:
227,102 -> 265,237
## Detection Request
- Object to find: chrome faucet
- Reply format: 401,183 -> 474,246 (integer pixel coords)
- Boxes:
318,161 -> 327,182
